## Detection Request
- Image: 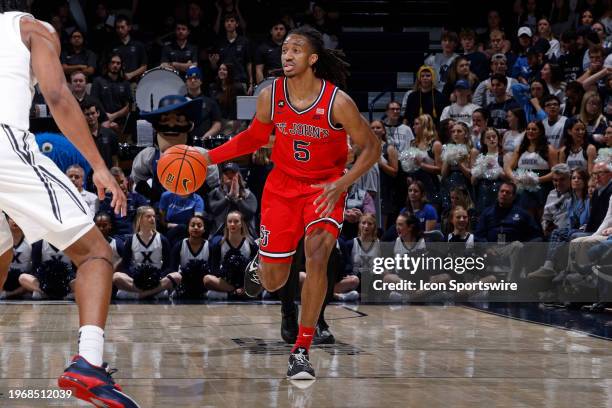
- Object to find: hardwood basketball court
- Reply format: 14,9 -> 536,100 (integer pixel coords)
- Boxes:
0,302 -> 610,407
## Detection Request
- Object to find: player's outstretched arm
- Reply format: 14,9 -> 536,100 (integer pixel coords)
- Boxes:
313,91 -> 381,217
203,86 -> 275,165
24,18 -> 126,215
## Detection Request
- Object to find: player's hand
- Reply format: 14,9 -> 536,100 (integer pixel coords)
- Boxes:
93,168 -> 127,217
312,180 -> 348,218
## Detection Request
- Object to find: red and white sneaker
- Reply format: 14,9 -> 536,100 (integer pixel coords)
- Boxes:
58,355 -> 140,408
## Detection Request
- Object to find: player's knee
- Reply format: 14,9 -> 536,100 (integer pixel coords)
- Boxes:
348,275 -> 360,286
259,263 -> 290,291
203,275 -> 214,286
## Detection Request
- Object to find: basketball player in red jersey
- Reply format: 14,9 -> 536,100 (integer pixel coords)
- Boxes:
203,26 -> 380,379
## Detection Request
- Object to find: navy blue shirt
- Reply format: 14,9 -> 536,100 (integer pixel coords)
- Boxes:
474,204 -> 542,242
100,191 -> 150,236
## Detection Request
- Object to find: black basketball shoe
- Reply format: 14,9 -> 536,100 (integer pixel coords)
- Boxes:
244,254 -> 263,298
287,347 -> 315,380
313,321 -> 335,345
281,304 -> 299,344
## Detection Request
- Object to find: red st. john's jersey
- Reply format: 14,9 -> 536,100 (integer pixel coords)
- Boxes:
270,77 -> 348,181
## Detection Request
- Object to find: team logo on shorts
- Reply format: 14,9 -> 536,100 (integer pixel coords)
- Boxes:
278,100 -> 285,107
259,225 -> 270,247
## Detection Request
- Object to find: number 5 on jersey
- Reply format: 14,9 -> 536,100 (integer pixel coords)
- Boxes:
294,140 -> 311,162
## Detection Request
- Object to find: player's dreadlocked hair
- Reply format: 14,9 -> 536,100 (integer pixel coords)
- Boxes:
288,26 -> 350,89
0,0 -> 28,12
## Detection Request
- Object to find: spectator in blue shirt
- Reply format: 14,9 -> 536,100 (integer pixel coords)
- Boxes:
159,191 -> 205,246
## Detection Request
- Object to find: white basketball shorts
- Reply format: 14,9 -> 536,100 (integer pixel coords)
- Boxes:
0,125 -> 94,254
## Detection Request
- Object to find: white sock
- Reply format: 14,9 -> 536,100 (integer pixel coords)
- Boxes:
78,325 -> 104,367
543,260 -> 554,269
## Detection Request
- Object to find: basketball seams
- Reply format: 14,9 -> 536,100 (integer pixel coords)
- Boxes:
157,145 -> 207,195
174,150 -> 188,194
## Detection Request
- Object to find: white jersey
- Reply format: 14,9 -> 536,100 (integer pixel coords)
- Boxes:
518,151 -> 549,171
0,12 -> 37,131
351,238 -> 381,276
178,238 -> 210,270
41,240 -> 70,264
10,236 -> 31,272
502,130 -> 524,155
221,238 -> 252,260
543,116 -> 567,150
393,237 -> 426,257
131,233 -> 163,269
565,148 -> 587,170
0,13 -> 92,253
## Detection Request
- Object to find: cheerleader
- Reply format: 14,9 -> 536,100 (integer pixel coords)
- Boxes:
0,217 -> 31,299
470,127 -> 507,211
406,114 -> 442,208
382,212 -> 428,302
113,206 -> 172,299
501,107 -> 526,165
505,120 -> 557,221
337,213 -> 380,301
557,118 -> 596,173
19,240 -> 75,300
371,120 -> 399,229
440,122 -> 473,212
205,211 -> 257,299
168,215 -> 210,298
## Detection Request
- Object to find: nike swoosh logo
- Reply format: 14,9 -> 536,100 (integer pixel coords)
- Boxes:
302,334 -> 312,337
182,178 -> 190,191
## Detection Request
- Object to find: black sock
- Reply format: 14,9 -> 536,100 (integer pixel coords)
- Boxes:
278,266 -> 299,315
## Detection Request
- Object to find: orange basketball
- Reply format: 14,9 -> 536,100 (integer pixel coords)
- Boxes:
157,145 -> 207,195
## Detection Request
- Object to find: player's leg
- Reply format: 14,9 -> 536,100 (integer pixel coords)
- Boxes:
286,227 -> 336,380
247,177 -> 304,296
286,184 -> 346,380
0,128 -> 139,407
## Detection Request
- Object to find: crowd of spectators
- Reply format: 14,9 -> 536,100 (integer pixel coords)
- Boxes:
3,1 -> 612,312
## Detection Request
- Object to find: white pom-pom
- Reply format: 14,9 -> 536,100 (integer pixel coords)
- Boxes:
441,144 -> 469,166
513,168 -> 541,192
471,154 -> 503,180
399,147 -> 427,173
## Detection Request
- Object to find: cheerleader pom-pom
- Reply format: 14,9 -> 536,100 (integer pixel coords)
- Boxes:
176,260 -> 209,299
441,143 -> 469,166
38,259 -> 73,299
471,154 -> 503,180
595,148 -> 612,165
399,147 -> 427,173
132,263 -> 162,290
513,168 -> 540,192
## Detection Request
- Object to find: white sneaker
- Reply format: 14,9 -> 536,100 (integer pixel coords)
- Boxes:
261,290 -> 274,300
337,290 -> 360,302
389,291 -> 408,303
64,293 -> 75,301
116,290 -> 140,300
32,291 -> 47,300
154,290 -> 169,299
206,290 -> 228,300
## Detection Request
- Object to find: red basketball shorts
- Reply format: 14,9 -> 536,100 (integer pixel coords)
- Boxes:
258,168 -> 346,264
